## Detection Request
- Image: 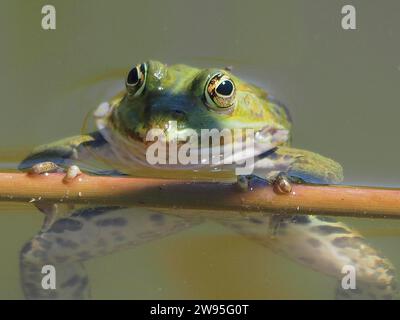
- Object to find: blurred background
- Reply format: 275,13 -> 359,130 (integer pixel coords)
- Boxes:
0,0 -> 399,299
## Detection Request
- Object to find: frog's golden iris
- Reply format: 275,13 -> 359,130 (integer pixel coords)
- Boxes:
205,72 -> 236,111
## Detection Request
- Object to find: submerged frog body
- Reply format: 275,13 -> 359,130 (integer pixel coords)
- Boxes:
19,61 -> 397,299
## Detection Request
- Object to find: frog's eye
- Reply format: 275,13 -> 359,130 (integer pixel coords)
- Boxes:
126,63 -> 147,97
205,73 -> 236,111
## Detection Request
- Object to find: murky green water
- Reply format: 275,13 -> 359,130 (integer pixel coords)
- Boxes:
1,0 -> 400,299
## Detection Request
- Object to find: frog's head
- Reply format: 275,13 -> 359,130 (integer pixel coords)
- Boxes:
105,60 -> 291,144
94,60 -> 292,172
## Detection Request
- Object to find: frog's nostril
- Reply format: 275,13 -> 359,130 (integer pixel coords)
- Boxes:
170,109 -> 186,119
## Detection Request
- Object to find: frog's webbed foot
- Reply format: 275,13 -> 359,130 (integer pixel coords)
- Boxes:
218,214 -> 398,299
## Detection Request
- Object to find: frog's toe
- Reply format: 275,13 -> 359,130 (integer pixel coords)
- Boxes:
272,172 -> 292,194
236,173 -> 293,194
28,161 -> 62,175
236,174 -> 269,192
63,165 -> 82,182
236,175 -> 250,191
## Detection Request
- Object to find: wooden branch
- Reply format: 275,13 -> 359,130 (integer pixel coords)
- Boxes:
0,172 -> 399,219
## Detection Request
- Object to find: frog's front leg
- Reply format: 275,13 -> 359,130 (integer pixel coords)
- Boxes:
275,146 -> 344,185
246,146 -> 344,194
18,134 -> 98,172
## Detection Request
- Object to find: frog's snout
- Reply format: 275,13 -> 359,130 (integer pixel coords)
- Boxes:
145,105 -> 188,128
169,109 -> 187,121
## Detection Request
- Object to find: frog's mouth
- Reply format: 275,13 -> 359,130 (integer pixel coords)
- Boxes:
122,124 -> 197,148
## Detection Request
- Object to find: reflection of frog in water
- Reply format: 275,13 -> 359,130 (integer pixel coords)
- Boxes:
19,61 -> 397,299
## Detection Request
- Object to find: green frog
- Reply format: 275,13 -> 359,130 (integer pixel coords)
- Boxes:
18,61 -> 397,299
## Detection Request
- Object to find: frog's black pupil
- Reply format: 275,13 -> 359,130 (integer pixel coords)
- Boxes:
127,67 -> 139,85
216,80 -> 233,96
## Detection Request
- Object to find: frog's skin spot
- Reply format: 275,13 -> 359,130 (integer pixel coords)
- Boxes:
150,213 -> 165,223
332,236 -> 363,248
37,238 -> 52,250
137,231 -> 161,240
277,221 -> 288,228
49,218 -> 83,233
299,256 -> 314,265
311,225 -> 350,235
270,220 -> 288,236
77,251 -> 92,260
249,217 -> 263,224
95,217 -> 127,227
73,206 -> 123,220
307,237 -> 321,248
315,216 -> 336,223
73,277 -> 89,296
291,215 -> 311,224
114,235 -> 126,242
20,242 -> 32,256
61,275 -> 81,288
56,237 -> 79,249
23,282 -> 40,297
109,230 -> 126,242
96,238 -> 107,247
32,249 -> 47,259
55,256 -> 69,263
230,223 -> 243,230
